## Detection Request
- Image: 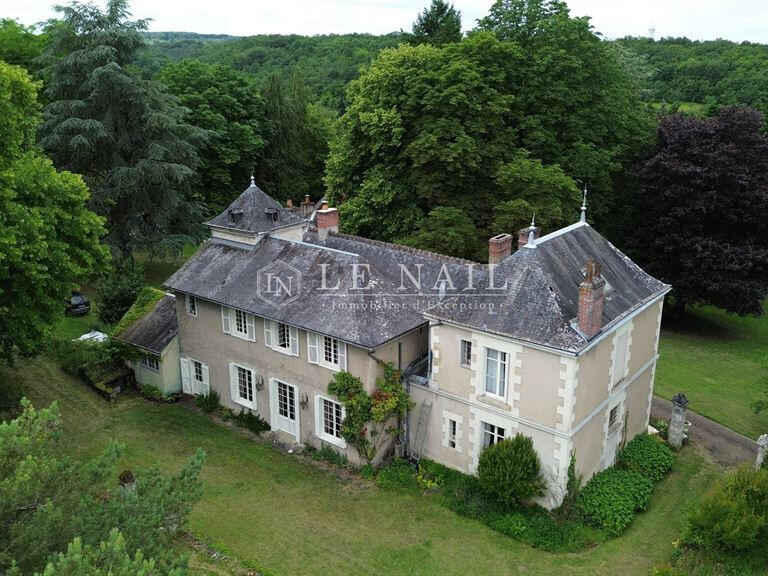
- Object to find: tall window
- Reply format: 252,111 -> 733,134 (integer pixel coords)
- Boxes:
235,309 -> 249,338
322,398 -> 343,439
460,340 -> 472,367
448,419 -> 457,449
485,348 -> 507,397
323,336 -> 339,366
193,360 -> 203,383
277,381 -> 296,420
277,322 -> 290,350
237,366 -> 253,403
186,295 -> 197,316
482,422 -> 505,447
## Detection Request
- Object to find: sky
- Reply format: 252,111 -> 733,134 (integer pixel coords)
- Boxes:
5,0 -> 768,43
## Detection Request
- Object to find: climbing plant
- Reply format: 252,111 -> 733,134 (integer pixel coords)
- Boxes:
327,363 -> 411,464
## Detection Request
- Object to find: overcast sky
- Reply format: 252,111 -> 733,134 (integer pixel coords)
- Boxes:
5,0 -> 768,43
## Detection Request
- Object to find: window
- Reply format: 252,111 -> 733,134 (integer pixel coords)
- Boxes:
324,336 -> 339,365
222,306 -> 255,341
448,419 -> 457,449
264,320 -> 298,356
235,309 -> 248,337
185,295 -> 197,316
315,394 -> 345,447
277,381 -> 295,420
229,362 -> 256,409
484,348 -> 507,398
277,322 -> 290,349
308,332 -> 346,371
141,356 -> 159,371
193,360 -> 204,383
482,422 -> 505,447
460,340 -> 472,367
611,329 -> 630,387
608,406 -> 620,434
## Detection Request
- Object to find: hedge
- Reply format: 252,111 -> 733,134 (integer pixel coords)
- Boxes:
576,468 -> 653,536
617,434 -> 675,483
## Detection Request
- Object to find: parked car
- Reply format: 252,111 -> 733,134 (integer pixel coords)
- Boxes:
67,291 -> 91,316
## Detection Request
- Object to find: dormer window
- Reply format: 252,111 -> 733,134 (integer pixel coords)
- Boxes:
228,209 -> 244,224
265,208 -> 279,223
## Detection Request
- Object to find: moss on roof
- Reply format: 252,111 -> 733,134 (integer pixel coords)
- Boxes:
112,287 -> 166,337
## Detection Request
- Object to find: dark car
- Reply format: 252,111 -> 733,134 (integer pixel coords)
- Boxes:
67,291 -> 91,316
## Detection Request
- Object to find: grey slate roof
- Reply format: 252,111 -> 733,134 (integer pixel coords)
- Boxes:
206,182 -> 306,234
165,213 -> 668,353
424,223 -> 669,352
116,295 -> 179,354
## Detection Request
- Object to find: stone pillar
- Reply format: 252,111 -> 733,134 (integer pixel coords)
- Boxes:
757,434 -> 768,470
668,393 -> 689,450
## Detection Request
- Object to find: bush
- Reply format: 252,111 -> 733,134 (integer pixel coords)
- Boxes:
649,417 -> 669,440
477,434 -> 545,508
98,256 -> 145,325
617,434 -> 675,482
375,459 -> 421,493
486,508 -> 602,552
233,408 -> 270,434
139,383 -> 164,401
305,443 -> 349,467
684,466 -> 768,554
195,389 -> 221,415
576,468 -> 653,536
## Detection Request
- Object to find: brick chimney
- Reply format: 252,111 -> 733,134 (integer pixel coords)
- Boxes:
518,225 -> 541,249
578,260 -> 606,339
286,198 -> 293,208
300,195 -> 313,218
317,201 -> 339,240
488,234 -> 513,264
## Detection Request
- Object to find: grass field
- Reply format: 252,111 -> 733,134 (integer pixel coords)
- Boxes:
657,304 -> 768,439
1,356 -> 721,576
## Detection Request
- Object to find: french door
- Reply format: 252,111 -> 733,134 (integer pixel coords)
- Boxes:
271,379 -> 299,442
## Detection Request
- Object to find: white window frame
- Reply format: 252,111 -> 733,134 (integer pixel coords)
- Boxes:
481,421 -> 506,448
180,357 -> 209,396
314,394 -> 346,448
229,361 -> 257,410
140,355 -> 159,371
307,332 -> 346,371
185,294 -> 197,317
460,339 -> 472,367
484,347 -> 508,399
221,306 -> 255,342
264,319 -> 299,357
442,411 -> 463,452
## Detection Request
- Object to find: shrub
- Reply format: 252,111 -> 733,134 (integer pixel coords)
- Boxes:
486,508 -> 602,552
477,434 -> 545,508
98,257 -> 146,325
649,417 -> 669,440
139,383 -> 164,401
233,408 -> 270,434
305,443 -> 349,467
617,434 -> 675,482
576,468 -> 653,536
375,459 -> 420,493
684,466 -> 768,554
195,389 -> 221,415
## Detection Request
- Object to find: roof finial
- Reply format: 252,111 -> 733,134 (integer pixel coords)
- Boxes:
250,174 -> 255,186
580,184 -> 588,223
530,211 -> 536,228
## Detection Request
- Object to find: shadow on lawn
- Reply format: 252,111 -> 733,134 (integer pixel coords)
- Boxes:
661,307 -> 745,342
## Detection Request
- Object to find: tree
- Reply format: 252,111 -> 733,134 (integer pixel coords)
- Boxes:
475,0 -> 569,44
0,19 -> 47,72
625,107 -> 768,316
408,0 -> 462,47
0,61 -> 107,362
401,207 -> 479,259
0,399 -> 204,573
477,434 -> 545,507
158,60 -> 268,214
97,256 -> 146,325
39,0 -> 207,253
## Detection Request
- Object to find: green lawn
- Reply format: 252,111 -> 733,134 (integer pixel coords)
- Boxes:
2,356 -> 721,576
657,304 -> 768,439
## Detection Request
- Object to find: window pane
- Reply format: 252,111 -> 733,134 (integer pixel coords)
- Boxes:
238,366 -> 252,402
278,323 -> 289,348
194,361 -> 203,382
485,350 -> 498,395
323,337 -> 339,365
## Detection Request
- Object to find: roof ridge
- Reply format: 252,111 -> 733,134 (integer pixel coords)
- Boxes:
329,231 -> 484,267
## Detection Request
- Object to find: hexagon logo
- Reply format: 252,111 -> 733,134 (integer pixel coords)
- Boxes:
257,260 -> 302,308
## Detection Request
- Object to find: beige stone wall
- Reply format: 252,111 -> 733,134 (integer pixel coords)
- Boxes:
175,295 -> 414,464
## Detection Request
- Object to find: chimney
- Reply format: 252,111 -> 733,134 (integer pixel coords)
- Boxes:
578,260 -> 605,339
488,234 -> 513,264
300,195 -> 313,218
286,198 -> 293,208
518,225 -> 541,249
317,203 -> 339,240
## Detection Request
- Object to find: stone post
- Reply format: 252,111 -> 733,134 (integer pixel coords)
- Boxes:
757,434 -> 768,470
668,393 -> 689,450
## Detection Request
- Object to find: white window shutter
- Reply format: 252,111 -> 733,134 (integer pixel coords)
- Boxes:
338,341 -> 347,371
308,332 -> 319,364
221,306 -> 232,334
201,364 -> 210,395
314,394 -> 322,438
180,358 -> 191,394
269,378 -> 278,429
264,319 -> 274,349
246,313 -> 255,342
290,326 -> 299,356
228,362 -> 238,402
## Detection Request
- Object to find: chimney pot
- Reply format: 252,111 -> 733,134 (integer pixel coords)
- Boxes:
317,205 -> 339,240
300,195 -> 313,218
286,198 -> 293,208
578,259 -> 605,339
488,234 -> 513,265
518,225 -> 541,249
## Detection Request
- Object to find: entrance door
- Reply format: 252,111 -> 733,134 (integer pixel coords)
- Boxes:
272,380 -> 299,441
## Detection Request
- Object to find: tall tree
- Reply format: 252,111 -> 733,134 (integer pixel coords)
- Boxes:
158,59 -> 268,214
401,207 -> 479,259
39,0 -> 206,253
475,0 -> 569,43
0,19 -> 47,72
0,61 -> 107,362
408,0 -> 462,47
625,107 -> 768,315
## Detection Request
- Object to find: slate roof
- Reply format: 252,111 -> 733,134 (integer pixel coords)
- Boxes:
166,210 -> 668,353
206,181 -> 306,234
115,295 -> 179,355
424,222 -> 670,352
